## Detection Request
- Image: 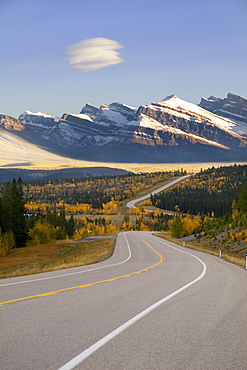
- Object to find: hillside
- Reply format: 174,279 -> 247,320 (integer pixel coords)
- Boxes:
19,94 -> 247,162
1,93 -> 247,165
151,164 -> 247,216
0,167 -> 131,182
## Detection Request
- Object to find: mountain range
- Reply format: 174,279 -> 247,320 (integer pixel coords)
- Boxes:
1,93 -> 247,164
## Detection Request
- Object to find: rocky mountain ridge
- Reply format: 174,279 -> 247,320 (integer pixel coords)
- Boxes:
2,93 -> 247,163
0,114 -> 26,131
199,93 -> 247,124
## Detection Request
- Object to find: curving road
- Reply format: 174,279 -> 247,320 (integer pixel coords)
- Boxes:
1,231 -> 247,369
126,174 -> 191,209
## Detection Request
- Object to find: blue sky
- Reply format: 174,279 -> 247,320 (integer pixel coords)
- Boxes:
1,0 -> 247,118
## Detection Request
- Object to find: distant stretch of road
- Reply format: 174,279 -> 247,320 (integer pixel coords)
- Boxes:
126,174 -> 191,208
1,231 -> 247,369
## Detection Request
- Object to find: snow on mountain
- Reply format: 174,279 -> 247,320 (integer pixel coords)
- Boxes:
80,102 -> 137,127
137,96 -> 246,143
100,106 -> 130,125
133,113 -> 228,149
131,114 -> 165,130
199,93 -> 247,138
158,95 -> 237,131
23,111 -> 59,119
199,93 -> 247,123
65,113 -> 93,122
15,93 -> 247,163
18,111 -> 60,137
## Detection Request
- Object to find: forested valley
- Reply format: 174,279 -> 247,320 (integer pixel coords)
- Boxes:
0,165 -> 247,267
151,164 -> 247,217
154,165 -> 247,262
0,171 -> 181,255
20,171 -> 179,213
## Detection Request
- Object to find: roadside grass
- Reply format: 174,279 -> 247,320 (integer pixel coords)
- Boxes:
154,232 -> 246,267
222,254 -> 246,266
0,238 -> 115,279
2,172 -> 246,279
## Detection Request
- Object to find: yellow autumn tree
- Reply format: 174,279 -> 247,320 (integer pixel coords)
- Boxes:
182,217 -> 200,236
102,201 -> 119,214
143,200 -> 152,206
28,222 -> 58,245
0,229 -> 14,256
105,216 -> 112,224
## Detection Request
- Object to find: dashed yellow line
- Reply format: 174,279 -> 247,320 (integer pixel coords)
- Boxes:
0,241 -> 164,307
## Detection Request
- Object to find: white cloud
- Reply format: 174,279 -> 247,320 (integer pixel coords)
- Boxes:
63,37 -> 124,72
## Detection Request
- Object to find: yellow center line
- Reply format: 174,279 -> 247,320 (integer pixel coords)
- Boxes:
0,241 -> 164,307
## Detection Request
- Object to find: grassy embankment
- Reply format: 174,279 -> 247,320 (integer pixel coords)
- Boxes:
154,232 -> 246,267
0,238 -> 115,279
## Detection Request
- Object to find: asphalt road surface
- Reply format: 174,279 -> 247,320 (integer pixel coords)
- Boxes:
1,231 -> 247,370
126,175 -> 191,209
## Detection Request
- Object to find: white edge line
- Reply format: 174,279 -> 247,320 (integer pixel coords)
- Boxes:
1,175 -> 189,287
57,237 -> 207,370
0,233 -> 132,287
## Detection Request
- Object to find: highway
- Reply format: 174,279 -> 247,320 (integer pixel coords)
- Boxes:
1,231 -> 247,369
126,174 -> 191,209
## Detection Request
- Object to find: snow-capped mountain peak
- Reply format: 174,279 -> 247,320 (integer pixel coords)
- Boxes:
158,95 -> 237,131
15,93 -> 247,163
23,110 -> 59,119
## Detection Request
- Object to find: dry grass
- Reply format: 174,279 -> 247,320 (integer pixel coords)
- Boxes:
154,232 -> 246,267
2,158 -> 246,173
222,254 -> 246,267
0,238 -> 115,279
2,164 -> 247,278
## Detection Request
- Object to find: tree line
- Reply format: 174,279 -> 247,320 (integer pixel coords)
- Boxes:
0,178 -> 28,255
0,178 -> 76,255
15,171 -> 181,213
168,180 -> 247,245
151,165 -> 247,217
0,171 -> 183,254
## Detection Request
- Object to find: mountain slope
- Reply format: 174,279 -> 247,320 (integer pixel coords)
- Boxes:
0,118 -> 130,180
7,94 -> 247,163
0,166 -> 130,182
0,126 -> 72,167
199,93 -> 247,124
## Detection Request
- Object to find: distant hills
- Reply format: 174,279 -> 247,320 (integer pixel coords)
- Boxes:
1,93 -> 247,165
0,167 -> 131,183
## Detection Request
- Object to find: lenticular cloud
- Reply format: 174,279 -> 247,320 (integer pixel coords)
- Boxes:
63,37 -> 124,72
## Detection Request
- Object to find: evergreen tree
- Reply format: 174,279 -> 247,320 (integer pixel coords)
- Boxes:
0,228 -> 3,256
0,178 -> 28,248
10,178 -> 28,247
0,182 -> 12,234
66,215 -> 75,237
234,182 -> 247,212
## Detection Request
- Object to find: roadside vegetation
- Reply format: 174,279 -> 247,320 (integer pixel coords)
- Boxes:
19,170 -> 182,213
155,170 -> 247,265
0,171 -> 182,277
0,238 -> 115,279
151,164 -> 247,217
0,165 -> 246,277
